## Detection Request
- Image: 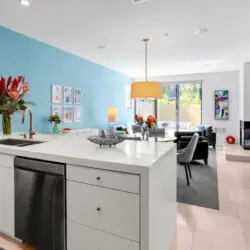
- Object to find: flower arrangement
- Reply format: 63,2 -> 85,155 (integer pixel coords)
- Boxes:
0,75 -> 32,134
145,115 -> 157,129
134,114 -> 157,129
0,75 -> 31,114
48,114 -> 62,124
134,114 -> 144,125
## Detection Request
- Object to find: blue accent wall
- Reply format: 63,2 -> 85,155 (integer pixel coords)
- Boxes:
0,26 -> 133,133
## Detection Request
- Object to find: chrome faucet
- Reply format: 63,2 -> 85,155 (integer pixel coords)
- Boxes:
21,108 -> 36,139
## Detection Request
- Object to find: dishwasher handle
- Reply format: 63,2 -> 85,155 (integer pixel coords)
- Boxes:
14,157 -> 65,176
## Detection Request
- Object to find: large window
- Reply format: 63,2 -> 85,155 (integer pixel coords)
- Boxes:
178,83 -> 202,128
135,81 -> 202,130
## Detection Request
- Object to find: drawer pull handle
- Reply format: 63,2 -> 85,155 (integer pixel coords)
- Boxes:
96,176 -> 101,181
97,207 -> 101,212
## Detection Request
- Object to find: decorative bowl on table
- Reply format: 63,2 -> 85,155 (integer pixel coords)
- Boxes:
62,128 -> 72,133
87,135 -> 125,147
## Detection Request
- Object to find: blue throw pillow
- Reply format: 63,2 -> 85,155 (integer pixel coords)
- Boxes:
115,130 -> 125,136
196,125 -> 205,131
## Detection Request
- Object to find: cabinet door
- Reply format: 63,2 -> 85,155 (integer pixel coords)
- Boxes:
0,166 -> 14,236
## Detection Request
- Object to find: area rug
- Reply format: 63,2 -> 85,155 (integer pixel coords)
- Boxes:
177,150 -> 219,210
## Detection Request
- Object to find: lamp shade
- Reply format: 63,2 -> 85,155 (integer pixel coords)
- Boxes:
130,81 -> 163,99
108,106 -> 117,122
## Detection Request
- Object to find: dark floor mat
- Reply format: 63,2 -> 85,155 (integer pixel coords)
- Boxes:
177,150 -> 219,210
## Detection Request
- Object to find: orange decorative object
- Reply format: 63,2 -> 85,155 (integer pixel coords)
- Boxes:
226,136 -> 235,144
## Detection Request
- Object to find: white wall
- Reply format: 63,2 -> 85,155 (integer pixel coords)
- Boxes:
239,68 -> 244,120
243,63 -> 250,121
136,71 -> 240,141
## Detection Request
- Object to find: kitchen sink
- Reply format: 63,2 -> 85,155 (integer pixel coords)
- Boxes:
0,139 -> 45,147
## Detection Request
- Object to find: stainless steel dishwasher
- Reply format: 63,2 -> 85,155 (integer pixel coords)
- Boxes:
14,157 -> 66,250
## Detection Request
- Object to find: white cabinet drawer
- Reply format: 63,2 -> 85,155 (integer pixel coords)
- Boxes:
0,154 -> 14,168
67,164 -> 140,194
67,221 -> 139,250
67,181 -> 140,242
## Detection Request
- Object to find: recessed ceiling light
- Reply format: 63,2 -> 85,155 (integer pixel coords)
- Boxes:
194,28 -> 208,35
132,0 -> 149,4
97,45 -> 106,49
19,0 -> 31,6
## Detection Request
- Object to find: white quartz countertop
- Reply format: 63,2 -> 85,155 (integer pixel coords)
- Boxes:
0,133 -> 175,173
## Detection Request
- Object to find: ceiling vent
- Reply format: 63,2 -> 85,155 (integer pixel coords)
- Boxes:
132,0 -> 149,4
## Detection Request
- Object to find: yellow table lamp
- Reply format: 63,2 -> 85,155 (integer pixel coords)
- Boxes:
108,106 -> 117,126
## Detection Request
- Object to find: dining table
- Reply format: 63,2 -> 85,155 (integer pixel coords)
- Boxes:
123,135 -> 177,142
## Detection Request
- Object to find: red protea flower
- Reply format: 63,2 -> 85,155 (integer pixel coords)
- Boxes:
9,91 -> 19,100
22,82 -> 29,95
11,78 -> 18,91
7,76 -> 12,88
0,76 -> 6,96
16,76 -> 23,85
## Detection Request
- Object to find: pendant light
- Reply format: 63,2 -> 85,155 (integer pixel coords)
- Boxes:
19,0 -> 31,6
131,39 -> 163,99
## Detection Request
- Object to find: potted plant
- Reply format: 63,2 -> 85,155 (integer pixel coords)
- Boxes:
48,114 -> 62,134
0,75 -> 32,135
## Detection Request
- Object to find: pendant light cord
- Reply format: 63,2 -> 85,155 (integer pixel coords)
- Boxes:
145,40 -> 148,82
143,38 -> 149,82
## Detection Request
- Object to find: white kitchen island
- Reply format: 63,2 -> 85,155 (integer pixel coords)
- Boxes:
0,133 -> 176,250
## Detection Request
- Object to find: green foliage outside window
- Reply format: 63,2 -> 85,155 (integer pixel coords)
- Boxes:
158,83 -> 202,105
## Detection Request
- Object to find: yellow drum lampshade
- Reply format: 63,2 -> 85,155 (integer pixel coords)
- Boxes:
130,81 -> 163,99
108,106 -> 117,122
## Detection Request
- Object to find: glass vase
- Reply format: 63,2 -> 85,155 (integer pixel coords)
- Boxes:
141,126 -> 149,141
145,128 -> 149,141
53,123 -> 61,134
2,112 -> 11,135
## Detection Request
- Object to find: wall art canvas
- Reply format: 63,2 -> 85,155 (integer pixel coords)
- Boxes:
52,85 -> 62,103
63,86 -> 73,104
74,88 -> 82,104
215,90 -> 229,120
63,106 -> 73,123
51,106 -> 63,118
74,106 -> 82,122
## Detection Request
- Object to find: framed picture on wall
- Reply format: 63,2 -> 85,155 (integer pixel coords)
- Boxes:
51,105 -> 63,118
63,86 -> 73,104
52,85 -> 62,103
74,88 -> 82,104
74,106 -> 82,122
215,90 -> 229,120
63,106 -> 73,123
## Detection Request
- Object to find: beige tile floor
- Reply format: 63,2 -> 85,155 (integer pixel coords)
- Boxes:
172,150 -> 250,250
1,149 -> 250,250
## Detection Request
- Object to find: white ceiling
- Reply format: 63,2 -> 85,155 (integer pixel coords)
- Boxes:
0,0 -> 250,77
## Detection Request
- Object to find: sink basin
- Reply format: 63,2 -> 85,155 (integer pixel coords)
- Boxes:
0,139 -> 45,147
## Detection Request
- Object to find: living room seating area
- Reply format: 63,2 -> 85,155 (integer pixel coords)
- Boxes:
175,127 -> 217,164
